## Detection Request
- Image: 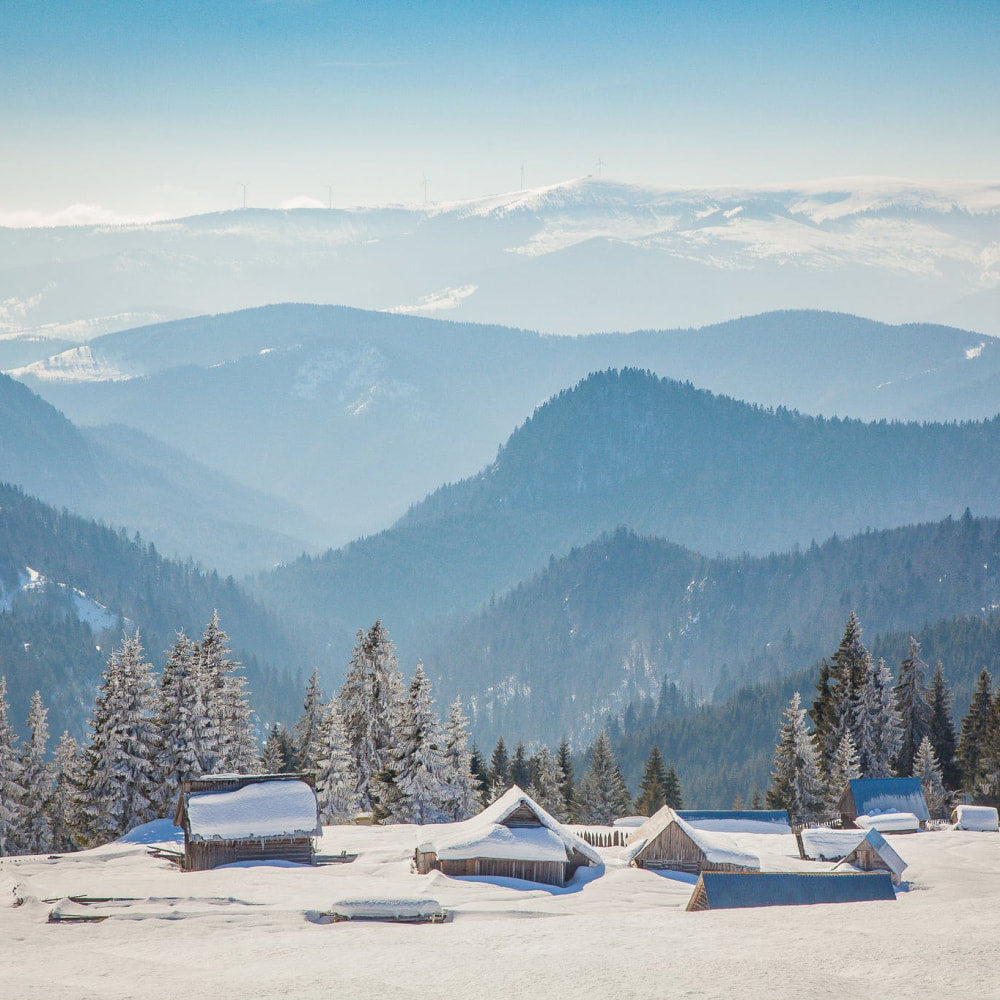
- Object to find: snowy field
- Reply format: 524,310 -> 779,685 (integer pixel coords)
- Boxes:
1,823 -> 997,999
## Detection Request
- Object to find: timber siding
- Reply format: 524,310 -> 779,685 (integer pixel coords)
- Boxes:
631,819 -> 755,874
415,852 -> 570,886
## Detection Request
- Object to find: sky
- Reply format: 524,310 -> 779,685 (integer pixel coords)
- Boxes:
2,0 -> 999,222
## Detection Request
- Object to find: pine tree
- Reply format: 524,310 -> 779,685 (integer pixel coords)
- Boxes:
955,668 -> 993,795
634,745 -> 668,816
577,731 -> 632,824
662,765 -> 683,809
826,730 -> 861,811
314,696 -> 361,824
927,662 -> 959,790
913,736 -> 948,819
894,636 -> 930,777
15,692 -> 55,855
442,698 -> 482,821
556,738 -> 576,822
261,724 -> 294,773
48,732 -> 82,853
976,689 -> 1000,808
527,745 -> 567,820
766,692 -> 825,824
76,632 -> 160,846
340,621 -> 405,811
808,659 -> 838,772
381,664 -> 451,824
510,741 -> 531,788
200,612 -> 257,773
826,612 -> 870,762
294,668 -> 325,771
489,737 -> 511,801
853,655 -> 902,778
469,745 -> 490,802
0,677 -> 24,856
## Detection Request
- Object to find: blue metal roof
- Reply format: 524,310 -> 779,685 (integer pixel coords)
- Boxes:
696,871 -> 896,909
848,778 -> 930,822
677,810 -> 790,826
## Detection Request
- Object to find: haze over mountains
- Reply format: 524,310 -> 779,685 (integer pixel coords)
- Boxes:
2,177 -> 999,352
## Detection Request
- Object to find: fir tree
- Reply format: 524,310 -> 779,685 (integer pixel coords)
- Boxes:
634,745 -> 668,816
927,662 -> 959,790
469,745 -> 490,802
489,737 -> 511,801
294,668 -> 325,771
510,741 -> 531,788
750,788 -> 763,809
200,612 -> 257,773
976,689 -> 1000,808
577,731 -> 632,824
314,696 -> 361,824
442,698 -> 482,821
894,636 -> 930,777
16,692 -> 54,855
261,724 -> 295,773
557,738 -> 576,822
0,677 -> 24,856
663,765 -> 683,809
913,736 -> 948,819
48,732 -> 82,853
340,620 -> 405,811
853,655 -> 902,779
808,659 -> 838,772
527,745 -> 567,820
827,612 -> 869,761
766,692 -> 825,824
955,668 -> 993,795
826,730 -> 861,811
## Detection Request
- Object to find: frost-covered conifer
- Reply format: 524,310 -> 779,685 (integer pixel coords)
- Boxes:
766,692 -> 825,824
0,677 -> 24,856
48,732 -> 82,853
488,737 -> 511,802
527,744 -> 567,821
914,736 -> 948,819
826,730 -> 861,811
442,698 -> 482,820
16,692 -> 54,855
314,696 -> 361,824
577,731 -> 632,824
340,620 -> 405,810
853,655 -> 902,779
510,741 -> 530,789
294,668 -> 325,771
894,637 -> 930,777
827,612 -> 870,761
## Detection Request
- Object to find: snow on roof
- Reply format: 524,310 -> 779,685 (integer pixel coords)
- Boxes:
841,829 -> 907,879
952,805 -> 999,831
677,810 -> 792,835
418,786 -> 600,866
624,807 -> 759,870
847,778 -> 930,822
186,779 -> 321,842
329,897 -> 445,920
692,871 -> 896,910
856,812 -> 921,833
800,828 -> 868,861
613,816 -> 649,829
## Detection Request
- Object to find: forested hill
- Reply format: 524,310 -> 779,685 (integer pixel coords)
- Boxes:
609,608 -> 1000,809
261,368 -> 1000,676
0,484 -> 304,739
419,514 -> 1000,747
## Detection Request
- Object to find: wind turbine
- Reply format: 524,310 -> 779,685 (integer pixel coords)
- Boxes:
520,162 -> 525,191
239,183 -> 247,209
326,184 -> 333,210
594,156 -> 605,179
421,172 -> 430,204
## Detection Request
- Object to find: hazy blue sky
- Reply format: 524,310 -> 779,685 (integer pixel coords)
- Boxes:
2,0 -> 998,220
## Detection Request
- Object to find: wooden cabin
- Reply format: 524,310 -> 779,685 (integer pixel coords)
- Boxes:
625,806 -> 759,874
173,773 -> 322,872
415,786 -> 600,887
800,827 -> 907,885
686,871 -> 896,911
838,778 -> 930,830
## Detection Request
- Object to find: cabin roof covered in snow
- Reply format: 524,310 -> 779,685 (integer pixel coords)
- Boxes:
856,812 -> 921,833
624,806 -> 759,869
418,786 -> 600,865
951,805 -> 999,831
843,778 -> 930,822
690,871 -> 896,910
676,810 -> 792,834
801,828 -> 906,878
184,779 -> 321,842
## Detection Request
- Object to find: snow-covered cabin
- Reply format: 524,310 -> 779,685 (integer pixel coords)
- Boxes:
800,827 -> 907,885
686,871 -> 896,911
414,786 -> 600,887
838,778 -> 930,830
173,774 -> 321,872
951,804 -> 999,831
676,809 -> 792,834
624,806 -> 759,874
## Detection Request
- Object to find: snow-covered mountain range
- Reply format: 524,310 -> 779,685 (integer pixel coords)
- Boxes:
2,177 -> 999,355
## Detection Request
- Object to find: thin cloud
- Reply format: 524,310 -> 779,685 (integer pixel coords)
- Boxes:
0,204 -> 167,229
321,60 -> 410,68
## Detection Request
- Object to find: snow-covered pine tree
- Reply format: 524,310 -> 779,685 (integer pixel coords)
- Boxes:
766,692 -> 825,824
442,698 -> 482,821
199,612 -> 257,773
381,664 -> 451,824
894,636 -> 931,777
827,612 -> 870,762
48,731 -> 82,852
15,692 -> 55,855
314,696 -> 361,824
527,745 -> 567,821
76,632 -> 160,846
340,620 -> 405,811
955,668 -> 993,795
825,730 -> 861,812
976,688 -> 1000,808
557,738 -> 577,822
808,659 -> 839,772
156,630 -> 210,809
927,662 -> 959,790
261,724 -> 294,773
634,745 -> 669,816
488,737 -> 511,802
510,741 -> 531,788
294,668 -> 325,771
913,736 -> 948,818
0,677 -> 24,856
852,655 -> 902,779
576,731 -> 632,824
662,764 -> 683,809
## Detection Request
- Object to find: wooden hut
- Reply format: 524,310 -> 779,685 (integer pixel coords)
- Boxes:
686,871 -> 896,911
838,778 -> 930,830
800,827 -> 907,885
173,773 -> 321,872
624,806 -> 759,874
415,786 -> 600,887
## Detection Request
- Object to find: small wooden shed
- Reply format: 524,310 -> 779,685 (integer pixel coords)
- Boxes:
838,778 -> 930,830
686,871 -> 896,911
625,806 -> 759,874
173,773 -> 322,872
415,786 -> 600,887
799,827 -> 908,884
